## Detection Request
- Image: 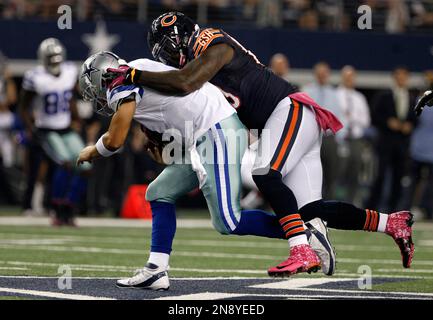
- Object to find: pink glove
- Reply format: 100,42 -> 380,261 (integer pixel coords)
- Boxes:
106,65 -> 132,90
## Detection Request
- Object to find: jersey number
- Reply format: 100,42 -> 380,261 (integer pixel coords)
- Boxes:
43,91 -> 73,115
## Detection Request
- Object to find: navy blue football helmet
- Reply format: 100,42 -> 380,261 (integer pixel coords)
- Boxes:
147,12 -> 199,68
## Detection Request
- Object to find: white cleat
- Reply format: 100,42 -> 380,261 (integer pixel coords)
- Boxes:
116,263 -> 170,290
305,218 -> 336,276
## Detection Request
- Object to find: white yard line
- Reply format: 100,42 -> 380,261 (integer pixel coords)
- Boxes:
2,233 -> 433,253
0,287 -> 115,300
155,292 -> 246,300
1,243 -> 433,268
3,243 -> 433,268
2,260 -> 433,280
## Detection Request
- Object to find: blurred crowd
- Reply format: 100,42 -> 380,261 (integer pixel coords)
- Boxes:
1,0 -> 433,33
1,46 -> 433,220
265,53 -> 433,219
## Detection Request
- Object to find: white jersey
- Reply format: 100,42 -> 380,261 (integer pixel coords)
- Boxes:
107,59 -> 235,144
22,62 -> 78,130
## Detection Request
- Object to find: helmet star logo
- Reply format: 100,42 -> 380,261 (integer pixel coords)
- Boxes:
83,63 -> 98,81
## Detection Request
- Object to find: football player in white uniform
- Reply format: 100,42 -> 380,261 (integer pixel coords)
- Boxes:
77,51 -> 335,290
19,38 -> 91,225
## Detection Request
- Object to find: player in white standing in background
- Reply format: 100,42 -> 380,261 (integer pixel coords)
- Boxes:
76,51 -> 334,290
19,38 -> 91,226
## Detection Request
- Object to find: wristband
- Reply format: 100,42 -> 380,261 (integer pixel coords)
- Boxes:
130,68 -> 141,84
95,135 -> 118,157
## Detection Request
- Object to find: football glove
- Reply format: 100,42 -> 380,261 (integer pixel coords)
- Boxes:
106,66 -> 141,90
414,90 -> 433,116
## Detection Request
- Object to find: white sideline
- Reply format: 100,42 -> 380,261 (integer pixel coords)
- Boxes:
0,287 -> 115,300
0,216 -> 212,228
0,216 -> 432,231
2,233 -> 433,253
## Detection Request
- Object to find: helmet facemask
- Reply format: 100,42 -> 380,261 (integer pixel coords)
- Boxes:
81,75 -> 113,117
150,27 -> 187,68
79,51 -> 124,117
148,12 -> 198,69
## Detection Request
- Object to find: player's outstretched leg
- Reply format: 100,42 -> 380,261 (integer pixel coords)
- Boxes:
117,163 -> 198,290
300,200 -> 415,268
116,201 -> 173,290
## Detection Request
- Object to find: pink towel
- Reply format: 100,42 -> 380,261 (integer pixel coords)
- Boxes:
288,92 -> 343,134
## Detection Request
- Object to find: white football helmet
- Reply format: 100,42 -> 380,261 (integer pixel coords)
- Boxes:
37,38 -> 65,75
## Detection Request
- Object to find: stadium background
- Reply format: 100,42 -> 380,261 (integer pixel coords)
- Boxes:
1,0 -> 433,219
0,0 -> 432,300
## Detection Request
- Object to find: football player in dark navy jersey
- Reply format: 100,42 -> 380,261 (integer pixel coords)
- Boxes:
106,12 -> 415,276
186,27 -> 298,130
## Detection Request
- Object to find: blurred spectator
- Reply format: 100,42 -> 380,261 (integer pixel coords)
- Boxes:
257,0 -> 282,27
298,9 -> 319,30
336,65 -> 371,204
385,0 -> 409,33
404,71 -> 433,220
366,67 -> 417,212
302,61 -> 342,199
0,51 -> 18,205
0,0 -> 431,34
410,0 -> 433,31
269,53 -> 291,83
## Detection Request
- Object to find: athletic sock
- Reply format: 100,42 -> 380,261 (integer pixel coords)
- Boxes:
147,252 -> 170,269
299,200 -> 386,232
279,213 -> 308,247
288,234 -> 309,247
150,201 -> 176,255
364,209 -> 388,232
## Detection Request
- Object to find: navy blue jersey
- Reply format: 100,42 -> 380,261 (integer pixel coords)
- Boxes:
188,28 -> 298,130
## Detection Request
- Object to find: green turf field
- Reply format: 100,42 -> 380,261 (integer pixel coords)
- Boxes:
0,218 -> 432,295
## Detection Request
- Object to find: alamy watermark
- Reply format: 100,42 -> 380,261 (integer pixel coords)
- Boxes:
357,265 -> 372,290
357,5 -> 372,30
57,5 -> 72,30
58,264 -> 72,290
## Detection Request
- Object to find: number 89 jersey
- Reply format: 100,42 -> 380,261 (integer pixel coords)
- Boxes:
22,62 -> 77,130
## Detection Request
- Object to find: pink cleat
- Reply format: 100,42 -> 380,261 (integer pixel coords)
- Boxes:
268,244 -> 321,277
385,211 -> 414,268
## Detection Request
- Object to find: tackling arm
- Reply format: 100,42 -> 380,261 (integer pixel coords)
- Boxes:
110,44 -> 234,96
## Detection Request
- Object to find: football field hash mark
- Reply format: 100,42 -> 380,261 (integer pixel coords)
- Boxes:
0,276 -> 432,300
